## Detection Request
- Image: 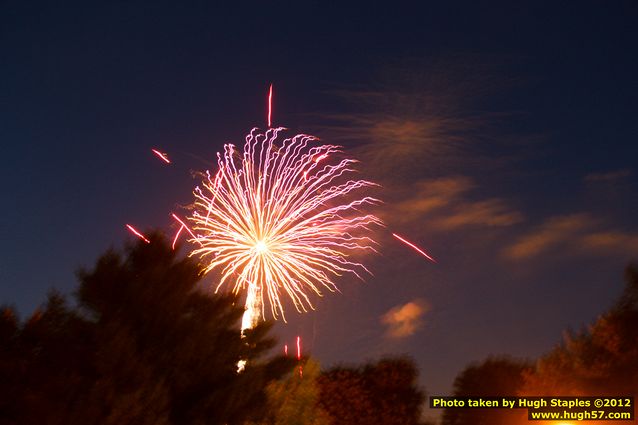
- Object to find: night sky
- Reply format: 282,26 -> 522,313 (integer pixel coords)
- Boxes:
2,1 -> 637,421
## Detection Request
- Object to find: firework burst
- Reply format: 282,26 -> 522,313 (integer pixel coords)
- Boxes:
183,127 -> 381,328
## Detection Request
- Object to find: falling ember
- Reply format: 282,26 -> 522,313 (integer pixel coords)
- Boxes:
182,127 -> 381,335
284,344 -> 288,356
126,224 -> 150,244
267,83 -> 273,128
392,233 -> 436,263
151,148 -> 171,164
297,336 -> 303,378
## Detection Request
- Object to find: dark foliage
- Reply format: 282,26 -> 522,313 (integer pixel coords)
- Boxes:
318,356 -> 428,425
522,263 -> 638,396
441,356 -> 531,425
442,263 -> 638,425
0,232 -> 295,425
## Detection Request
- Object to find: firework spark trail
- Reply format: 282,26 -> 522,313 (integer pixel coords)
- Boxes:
268,83 -> 273,128
126,224 -> 151,244
392,233 -> 436,263
151,148 -> 171,164
172,225 -> 184,250
184,127 -> 382,330
297,335 -> 303,378
171,213 -> 200,243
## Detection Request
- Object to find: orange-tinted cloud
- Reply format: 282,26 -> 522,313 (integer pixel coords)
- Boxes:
433,199 -> 524,230
584,168 -> 632,183
321,112 -> 472,179
381,299 -> 429,338
390,176 -> 474,222
580,231 -> 638,253
503,214 -> 595,260
503,212 -> 638,261
313,62 -> 496,179
389,176 -> 523,231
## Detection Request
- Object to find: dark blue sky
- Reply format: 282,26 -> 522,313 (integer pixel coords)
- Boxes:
1,1 -> 637,419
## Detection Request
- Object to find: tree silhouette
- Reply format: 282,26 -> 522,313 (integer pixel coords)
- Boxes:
0,292 -> 96,425
250,358 -> 331,425
441,356 -> 531,425
0,305 -> 25,423
0,232 -> 295,425
318,356 -> 428,425
522,264 -> 638,397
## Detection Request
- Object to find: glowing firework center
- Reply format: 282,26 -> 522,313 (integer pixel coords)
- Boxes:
184,127 -> 381,334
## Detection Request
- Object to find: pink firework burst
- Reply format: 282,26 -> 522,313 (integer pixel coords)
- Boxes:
182,127 -> 382,330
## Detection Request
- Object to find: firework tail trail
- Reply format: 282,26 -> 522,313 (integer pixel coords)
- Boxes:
297,335 -> 303,377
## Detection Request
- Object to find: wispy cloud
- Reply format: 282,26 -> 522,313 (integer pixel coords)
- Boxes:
503,213 -> 638,260
388,176 -> 523,232
584,168 -> 632,183
433,199 -> 524,230
503,214 -> 595,260
580,231 -> 638,253
390,176 -> 475,223
309,59 -> 515,181
381,299 -> 429,338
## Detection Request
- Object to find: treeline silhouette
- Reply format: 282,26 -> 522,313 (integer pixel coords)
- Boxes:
442,264 -> 638,425
0,233 -> 428,425
1,232 -> 635,424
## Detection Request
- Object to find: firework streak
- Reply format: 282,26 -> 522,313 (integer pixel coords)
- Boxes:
126,224 -> 150,244
392,233 -> 436,263
151,148 -> 171,164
